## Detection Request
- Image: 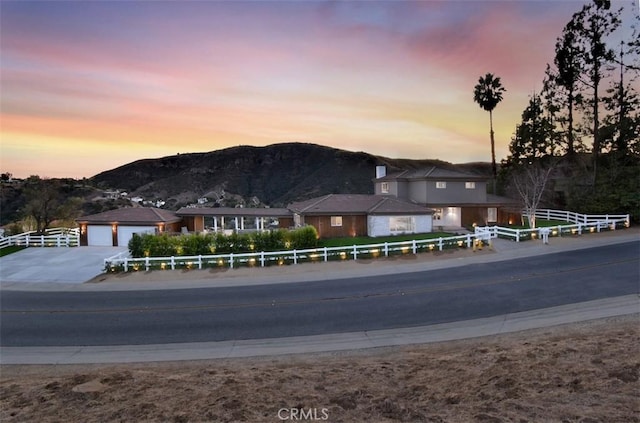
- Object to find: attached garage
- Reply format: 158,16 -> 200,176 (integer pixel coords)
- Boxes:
76,207 -> 182,247
87,226 -> 113,246
117,226 -> 157,247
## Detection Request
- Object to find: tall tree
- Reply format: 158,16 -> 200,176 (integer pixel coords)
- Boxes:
570,0 -> 621,177
473,73 -> 506,182
549,22 -> 584,156
507,93 -> 556,166
22,176 -> 62,234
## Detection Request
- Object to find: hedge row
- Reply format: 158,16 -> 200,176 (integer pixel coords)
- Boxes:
128,226 -> 319,258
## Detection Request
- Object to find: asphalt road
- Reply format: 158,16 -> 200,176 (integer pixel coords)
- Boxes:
2,241 -> 638,347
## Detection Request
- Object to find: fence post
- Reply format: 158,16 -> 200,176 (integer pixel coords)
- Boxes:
198,255 -> 202,270
124,258 -> 128,272
352,245 -> 357,260
412,240 -> 417,254
438,237 -> 443,251
466,234 -> 472,248
145,257 -> 150,271
384,242 -> 388,257
229,253 -> 234,268
516,229 -> 520,243
41,235 -> 44,247
557,225 -> 562,237
260,252 -> 265,267
323,247 -> 328,262
170,256 -> 175,270
293,250 -> 298,265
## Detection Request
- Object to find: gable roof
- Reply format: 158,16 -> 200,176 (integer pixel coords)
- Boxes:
378,166 -> 486,181
76,207 -> 181,225
176,206 -> 292,218
288,194 -> 432,215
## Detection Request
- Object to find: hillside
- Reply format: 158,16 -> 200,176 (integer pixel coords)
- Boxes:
91,143 -> 491,209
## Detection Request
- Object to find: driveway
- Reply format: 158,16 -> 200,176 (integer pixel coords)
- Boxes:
0,247 -> 127,285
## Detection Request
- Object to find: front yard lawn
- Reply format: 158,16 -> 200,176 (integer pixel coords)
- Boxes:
318,232 -> 456,248
0,246 -> 26,257
506,219 -> 571,229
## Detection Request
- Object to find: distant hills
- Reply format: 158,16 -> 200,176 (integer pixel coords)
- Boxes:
91,143 -> 492,209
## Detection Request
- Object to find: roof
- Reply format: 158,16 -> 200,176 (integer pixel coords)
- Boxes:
176,207 -> 293,218
377,166 -> 486,182
76,207 -> 181,225
288,194 -> 433,215
425,194 -> 520,207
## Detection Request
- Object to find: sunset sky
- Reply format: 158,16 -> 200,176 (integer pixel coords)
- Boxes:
1,0 -> 636,178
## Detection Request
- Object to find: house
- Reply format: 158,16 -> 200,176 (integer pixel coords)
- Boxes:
287,194 -> 433,238
176,207 -> 294,233
76,207 -> 182,246
373,166 -> 519,228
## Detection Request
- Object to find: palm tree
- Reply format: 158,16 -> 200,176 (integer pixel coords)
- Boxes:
473,73 -> 506,181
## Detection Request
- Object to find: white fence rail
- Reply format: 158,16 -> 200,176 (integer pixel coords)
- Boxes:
478,209 -> 630,242
527,209 -> 630,226
104,233 -> 478,272
104,209 -> 631,273
0,228 -> 80,249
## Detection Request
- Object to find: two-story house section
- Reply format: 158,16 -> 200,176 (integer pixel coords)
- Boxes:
374,166 -> 519,229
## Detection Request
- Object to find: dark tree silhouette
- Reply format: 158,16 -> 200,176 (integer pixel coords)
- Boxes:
473,73 -> 506,182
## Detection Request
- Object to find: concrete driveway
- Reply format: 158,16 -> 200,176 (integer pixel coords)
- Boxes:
0,247 -> 127,285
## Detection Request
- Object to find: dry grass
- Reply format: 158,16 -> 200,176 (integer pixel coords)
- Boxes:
1,315 -> 638,422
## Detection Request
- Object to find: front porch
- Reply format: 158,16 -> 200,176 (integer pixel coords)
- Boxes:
176,207 -> 294,234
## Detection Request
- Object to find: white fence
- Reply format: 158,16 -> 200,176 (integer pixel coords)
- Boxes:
104,233 -> 478,272
103,208 -> 631,273
0,228 -> 80,249
476,209 -> 630,243
528,209 -> 630,226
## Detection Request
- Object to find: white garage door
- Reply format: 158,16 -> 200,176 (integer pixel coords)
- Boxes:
87,226 -> 113,246
117,226 -> 156,247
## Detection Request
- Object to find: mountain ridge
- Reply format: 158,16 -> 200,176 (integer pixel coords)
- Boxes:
91,143 -> 492,209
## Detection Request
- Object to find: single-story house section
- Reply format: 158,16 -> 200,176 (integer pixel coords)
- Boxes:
76,207 -> 182,246
288,194 -> 433,238
175,207 -> 294,233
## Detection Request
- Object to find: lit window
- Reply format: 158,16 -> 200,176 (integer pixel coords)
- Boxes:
465,182 -> 476,189
436,181 -> 446,189
433,208 -> 443,220
381,182 -> 389,194
331,216 -> 343,227
488,208 -> 497,222
389,216 -> 415,232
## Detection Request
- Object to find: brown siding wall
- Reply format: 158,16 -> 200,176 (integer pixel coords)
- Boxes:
461,207 -> 521,227
304,215 -> 367,239
278,217 -> 294,229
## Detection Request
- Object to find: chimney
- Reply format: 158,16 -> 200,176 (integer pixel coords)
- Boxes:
375,165 -> 386,179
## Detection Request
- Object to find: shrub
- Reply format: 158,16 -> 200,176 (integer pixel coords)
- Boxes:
128,233 -> 144,258
181,233 -> 214,255
287,225 -> 318,249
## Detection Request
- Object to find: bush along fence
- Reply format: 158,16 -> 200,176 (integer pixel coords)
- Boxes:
475,209 -> 630,243
0,228 -> 80,249
104,232 -> 477,273
103,209 -> 631,273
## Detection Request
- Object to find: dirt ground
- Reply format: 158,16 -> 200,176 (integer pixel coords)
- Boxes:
1,315 -> 638,423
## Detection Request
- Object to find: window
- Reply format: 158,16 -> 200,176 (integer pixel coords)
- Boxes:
433,208 -> 443,221
488,207 -> 497,222
436,181 -> 446,189
380,182 -> 389,194
389,216 -> 415,232
330,216 -> 343,227
465,181 -> 476,189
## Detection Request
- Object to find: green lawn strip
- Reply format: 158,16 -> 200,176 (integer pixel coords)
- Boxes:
318,232 -> 457,248
505,219 -> 571,229
0,245 -> 26,257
